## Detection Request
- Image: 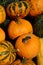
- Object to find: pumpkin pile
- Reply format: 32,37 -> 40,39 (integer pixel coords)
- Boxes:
0,0 -> 43,65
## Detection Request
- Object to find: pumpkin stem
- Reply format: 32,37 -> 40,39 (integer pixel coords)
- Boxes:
22,57 -> 29,64
22,36 -> 31,43
13,49 -> 17,53
15,16 -> 20,24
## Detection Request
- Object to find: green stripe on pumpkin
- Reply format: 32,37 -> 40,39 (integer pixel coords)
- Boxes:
0,53 -> 9,61
23,1 -> 28,9
0,43 -> 8,48
0,51 -> 9,56
12,3 -> 16,13
4,41 -> 13,48
18,2 -> 22,13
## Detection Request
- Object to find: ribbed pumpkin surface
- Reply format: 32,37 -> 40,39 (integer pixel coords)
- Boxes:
0,41 -> 16,65
7,1 -> 30,18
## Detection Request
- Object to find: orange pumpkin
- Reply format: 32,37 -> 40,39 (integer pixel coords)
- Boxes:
11,59 -> 36,65
0,28 -> 5,42
29,0 -> 43,16
15,33 -> 40,59
6,1 -> 30,18
8,18 -> 33,39
0,5 -> 6,24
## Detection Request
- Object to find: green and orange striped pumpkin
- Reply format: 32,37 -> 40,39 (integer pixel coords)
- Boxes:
6,1 -> 30,18
0,41 -> 16,65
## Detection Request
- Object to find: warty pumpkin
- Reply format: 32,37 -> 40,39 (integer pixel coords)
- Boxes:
29,0 -> 43,16
6,1 -> 30,18
0,28 -> 5,42
0,5 -> 6,24
11,59 -> 36,65
15,33 -> 40,59
0,41 -> 16,65
8,18 -> 33,39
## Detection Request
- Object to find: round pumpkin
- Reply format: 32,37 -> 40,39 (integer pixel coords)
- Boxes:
8,18 -> 33,39
29,0 -> 43,16
0,5 -> 6,24
15,33 -> 40,59
11,59 -> 36,65
33,14 -> 43,38
0,28 -> 5,42
0,41 -> 16,65
6,1 -> 30,18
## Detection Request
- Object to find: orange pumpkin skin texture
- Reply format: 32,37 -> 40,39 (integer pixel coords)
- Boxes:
0,5 -> 6,24
15,33 -> 40,59
8,18 -> 33,39
11,59 -> 36,65
29,0 -> 43,16
6,1 -> 30,18
0,28 -> 5,42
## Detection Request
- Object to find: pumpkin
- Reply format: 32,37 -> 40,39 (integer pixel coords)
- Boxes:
29,0 -> 43,16
15,33 -> 40,59
0,41 -> 16,65
8,18 -> 33,39
6,1 -> 30,18
0,28 -> 5,42
11,59 -> 36,65
33,14 -> 43,38
37,38 -> 43,65
0,5 -> 6,24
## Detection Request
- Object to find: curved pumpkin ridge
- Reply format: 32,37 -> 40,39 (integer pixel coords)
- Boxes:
15,33 -> 40,59
8,18 -> 33,39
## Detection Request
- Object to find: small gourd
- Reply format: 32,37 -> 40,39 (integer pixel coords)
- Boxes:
6,1 -> 30,18
0,41 -> 16,65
